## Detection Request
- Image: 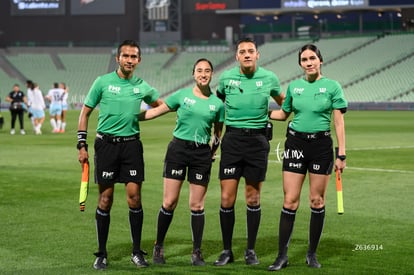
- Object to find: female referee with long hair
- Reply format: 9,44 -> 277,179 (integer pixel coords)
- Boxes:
268,44 -> 347,271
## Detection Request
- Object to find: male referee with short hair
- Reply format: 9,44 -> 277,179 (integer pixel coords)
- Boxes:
213,37 -> 285,266
77,40 -> 163,270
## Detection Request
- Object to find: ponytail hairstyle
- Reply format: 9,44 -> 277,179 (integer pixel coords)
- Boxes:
298,44 -> 323,65
192,58 -> 214,75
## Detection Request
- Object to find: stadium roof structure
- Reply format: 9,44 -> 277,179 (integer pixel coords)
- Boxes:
215,4 -> 414,35
215,5 -> 414,16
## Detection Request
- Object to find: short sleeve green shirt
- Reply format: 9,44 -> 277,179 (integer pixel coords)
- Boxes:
165,88 -> 225,144
282,76 -> 348,132
217,66 -> 281,128
84,71 -> 160,136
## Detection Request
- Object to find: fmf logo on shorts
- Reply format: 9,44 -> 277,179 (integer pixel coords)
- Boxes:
102,171 -> 114,179
223,167 -> 236,175
171,169 -> 184,176
289,162 -> 302,169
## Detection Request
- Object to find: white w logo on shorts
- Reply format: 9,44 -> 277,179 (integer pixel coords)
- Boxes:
130,170 -> 137,176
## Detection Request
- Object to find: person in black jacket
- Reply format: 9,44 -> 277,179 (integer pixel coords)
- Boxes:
6,84 -> 28,135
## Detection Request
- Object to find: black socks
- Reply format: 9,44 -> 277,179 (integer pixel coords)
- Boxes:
308,206 -> 325,254
219,206 -> 235,250
246,204 -> 261,250
95,207 -> 110,256
278,207 -> 297,256
191,209 -> 205,250
129,207 -> 144,255
155,206 -> 174,246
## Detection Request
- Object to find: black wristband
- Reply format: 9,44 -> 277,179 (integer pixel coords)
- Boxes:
77,130 -> 87,143
337,155 -> 346,161
77,142 -> 88,151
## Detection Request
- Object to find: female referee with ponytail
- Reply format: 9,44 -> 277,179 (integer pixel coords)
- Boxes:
267,44 -> 347,271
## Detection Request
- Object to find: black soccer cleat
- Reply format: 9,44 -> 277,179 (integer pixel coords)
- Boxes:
93,252 -> 107,270
191,248 -> 205,266
306,253 -> 321,268
213,250 -> 234,266
244,249 -> 259,265
268,255 -> 289,271
152,244 -> 166,264
131,250 -> 149,268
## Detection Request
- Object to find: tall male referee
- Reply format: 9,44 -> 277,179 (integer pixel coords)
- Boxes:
213,37 -> 285,266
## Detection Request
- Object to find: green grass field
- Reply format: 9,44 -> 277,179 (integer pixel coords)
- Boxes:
0,109 -> 413,274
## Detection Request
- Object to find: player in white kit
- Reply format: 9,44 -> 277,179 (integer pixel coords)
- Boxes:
46,82 -> 65,133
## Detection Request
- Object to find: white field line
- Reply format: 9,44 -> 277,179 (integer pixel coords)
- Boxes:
346,145 -> 414,151
265,144 -> 414,174
267,159 -> 414,174
344,167 -> 414,174
215,145 -> 413,174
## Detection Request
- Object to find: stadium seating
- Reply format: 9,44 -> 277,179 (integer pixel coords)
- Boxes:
0,33 -> 413,107
261,33 -> 414,102
344,54 -> 414,102
0,66 -> 18,95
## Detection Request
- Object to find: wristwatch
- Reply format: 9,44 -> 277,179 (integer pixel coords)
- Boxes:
337,155 -> 346,161
77,142 -> 88,151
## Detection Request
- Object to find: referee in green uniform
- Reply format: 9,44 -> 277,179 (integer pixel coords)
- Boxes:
268,44 -> 347,271
213,37 -> 285,266
77,40 -> 163,270
139,58 -> 224,266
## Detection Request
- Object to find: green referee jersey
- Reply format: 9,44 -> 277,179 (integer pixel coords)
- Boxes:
165,88 -> 225,144
282,76 -> 348,133
84,71 -> 160,136
217,66 -> 281,129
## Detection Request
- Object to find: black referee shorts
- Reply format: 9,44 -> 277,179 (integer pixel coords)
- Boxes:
163,137 -> 212,185
282,128 -> 334,175
219,127 -> 270,182
94,134 -> 144,185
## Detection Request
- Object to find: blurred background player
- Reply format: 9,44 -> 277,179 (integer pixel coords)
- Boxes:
46,82 -> 64,133
59,82 -> 69,133
26,80 -> 36,132
6,84 -> 28,135
0,97 -> 3,130
30,83 -> 46,135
